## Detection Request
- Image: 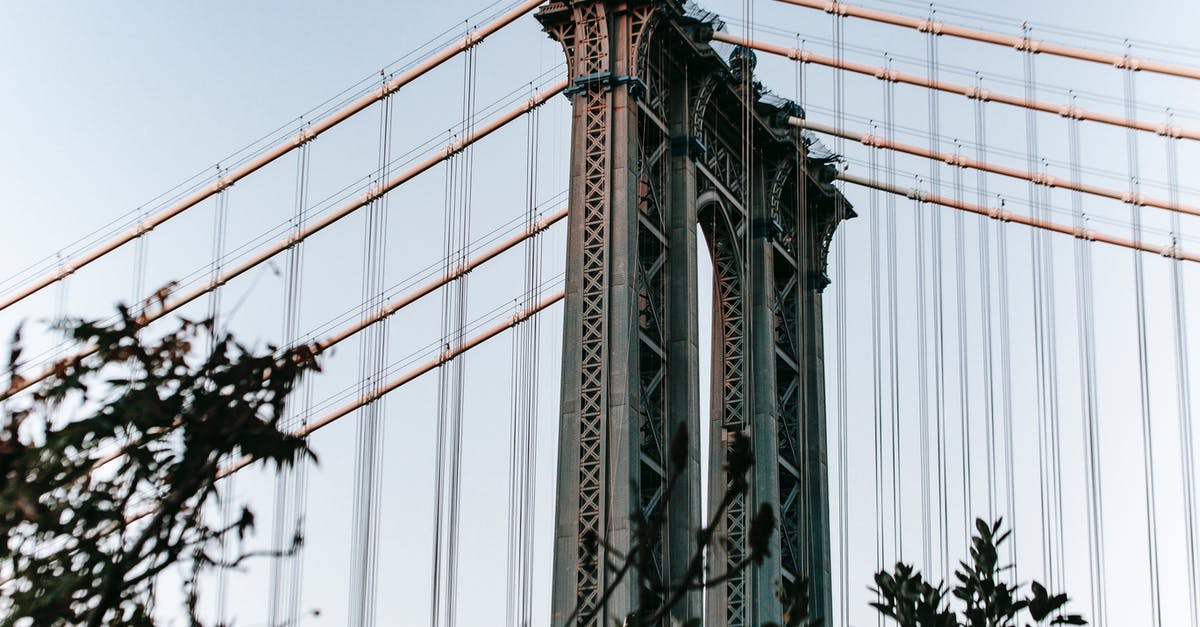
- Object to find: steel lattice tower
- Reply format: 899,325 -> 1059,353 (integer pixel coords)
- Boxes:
539,1 -> 853,623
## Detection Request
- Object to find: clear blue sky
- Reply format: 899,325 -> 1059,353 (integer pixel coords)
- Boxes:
2,1 -> 1198,625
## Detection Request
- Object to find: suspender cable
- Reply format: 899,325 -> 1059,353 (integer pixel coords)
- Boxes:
432,43 -> 480,627
996,196 -> 1018,584
51,255 -> 68,323
922,27 -> 949,579
710,32 -> 1200,142
951,145 -> 972,553
130,209 -> 150,313
506,101 -> 542,627
869,121 -> 887,576
916,14 -> 936,578
739,0 -> 756,506
1043,156 -> 1068,593
828,13 -> 852,624
883,59 -> 904,563
1167,109 -> 1199,627
0,0 -> 547,315
974,75 -> 998,523
767,0 -> 1200,81
833,171 -> 1200,263
269,141 -> 312,627
1125,55 -> 1163,627
286,143 -> 313,627
1,82 -> 566,402
786,118 -> 1200,218
931,167 -> 951,584
1022,35 -> 1057,589
348,79 -> 395,627
207,176 -> 232,625
793,35 -> 815,602
521,104 -> 542,627
1069,93 -> 1107,627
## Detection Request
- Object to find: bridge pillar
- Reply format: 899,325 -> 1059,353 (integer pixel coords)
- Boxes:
538,2 -> 852,624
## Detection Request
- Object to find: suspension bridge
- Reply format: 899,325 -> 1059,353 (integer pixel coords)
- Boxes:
1,0 -> 1198,625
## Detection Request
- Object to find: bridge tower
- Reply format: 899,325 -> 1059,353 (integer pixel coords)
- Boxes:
537,2 -> 853,624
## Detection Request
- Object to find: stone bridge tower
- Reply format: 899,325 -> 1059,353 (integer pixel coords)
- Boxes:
537,1 -> 853,623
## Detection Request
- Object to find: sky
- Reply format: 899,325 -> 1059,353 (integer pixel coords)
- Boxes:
1,0 -> 1199,625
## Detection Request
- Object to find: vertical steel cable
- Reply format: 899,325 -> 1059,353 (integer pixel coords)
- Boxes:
996,195 -> 1018,582
1041,155 -> 1067,592
883,57 -> 903,563
918,7 -> 938,577
795,56 -> 816,605
52,253 -> 67,323
973,74 -> 997,523
741,0 -> 755,471
287,142 -> 313,627
130,208 -> 149,312
349,76 -> 394,627
270,140 -> 312,627
449,45 -> 477,627
1124,46 -> 1163,627
506,100 -> 542,627
828,14 -> 851,624
869,119 -> 887,578
505,325 -> 522,627
208,174 -> 231,619
951,143 -> 972,549
1069,93 -> 1107,627
926,43 -> 952,586
432,42 -> 478,627
207,177 -> 231,625
1022,23 -> 1056,588
1166,108 -> 1199,627
430,138 -> 456,627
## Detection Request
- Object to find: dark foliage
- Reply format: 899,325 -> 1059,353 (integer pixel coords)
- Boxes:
0,302 -> 318,626
570,426 -> 810,627
870,518 -> 1087,627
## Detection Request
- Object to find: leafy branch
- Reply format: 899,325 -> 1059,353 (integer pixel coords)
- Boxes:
567,426 -> 789,626
871,518 -> 1087,627
0,299 -> 319,626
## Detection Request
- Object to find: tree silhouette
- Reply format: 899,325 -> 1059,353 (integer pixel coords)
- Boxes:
0,300 -> 318,626
870,518 -> 1087,627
